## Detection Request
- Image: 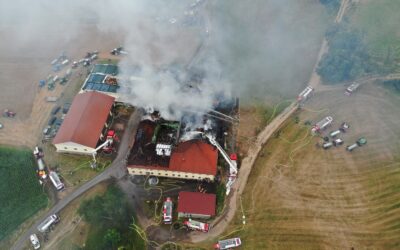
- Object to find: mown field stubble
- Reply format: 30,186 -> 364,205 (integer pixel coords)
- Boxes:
225,82 -> 400,249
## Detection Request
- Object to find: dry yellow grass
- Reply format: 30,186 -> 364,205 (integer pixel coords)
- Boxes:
223,82 -> 400,249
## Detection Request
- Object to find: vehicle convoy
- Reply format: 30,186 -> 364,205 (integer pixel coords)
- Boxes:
163,197 -> 173,224
345,82 -> 360,96
30,234 -> 40,249
49,171 -> 64,190
183,219 -> 210,232
37,214 -> 60,233
312,116 -> 333,133
214,238 -> 242,249
297,86 -> 314,102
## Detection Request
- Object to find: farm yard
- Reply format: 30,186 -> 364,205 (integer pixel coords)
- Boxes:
223,82 -> 400,249
0,147 -> 48,241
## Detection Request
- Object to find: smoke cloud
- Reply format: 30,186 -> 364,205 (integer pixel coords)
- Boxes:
0,0 -> 328,118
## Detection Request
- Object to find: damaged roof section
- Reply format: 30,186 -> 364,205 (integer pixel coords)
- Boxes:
127,119 -> 218,176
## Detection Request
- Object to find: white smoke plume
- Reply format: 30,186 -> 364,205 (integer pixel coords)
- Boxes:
0,0 -> 328,117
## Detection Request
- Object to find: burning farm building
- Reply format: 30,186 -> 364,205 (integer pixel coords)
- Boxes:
127,114 -> 220,181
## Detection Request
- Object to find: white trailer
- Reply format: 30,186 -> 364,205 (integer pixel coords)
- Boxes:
323,142 -> 333,149
214,238 -> 242,249
37,214 -> 60,233
297,86 -> 314,102
49,171 -> 64,190
346,143 -> 358,152
312,116 -> 333,133
329,130 -> 341,138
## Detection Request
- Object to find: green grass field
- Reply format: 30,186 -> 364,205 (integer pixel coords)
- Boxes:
352,0 -> 400,71
0,147 -> 48,240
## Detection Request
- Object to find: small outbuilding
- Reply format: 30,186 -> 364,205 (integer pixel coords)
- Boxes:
177,191 -> 216,219
53,91 -> 115,154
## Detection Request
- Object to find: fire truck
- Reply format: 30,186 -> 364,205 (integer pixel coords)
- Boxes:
297,86 -> 314,102
183,219 -> 210,232
345,82 -> 360,96
163,197 -> 173,224
311,116 -> 333,133
214,238 -> 242,249
90,130 -> 117,168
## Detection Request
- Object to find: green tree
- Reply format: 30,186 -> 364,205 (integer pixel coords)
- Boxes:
104,228 -> 121,249
317,24 -> 374,84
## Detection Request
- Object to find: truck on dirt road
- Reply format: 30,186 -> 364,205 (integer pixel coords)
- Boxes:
37,214 -> 60,233
297,86 -> 314,102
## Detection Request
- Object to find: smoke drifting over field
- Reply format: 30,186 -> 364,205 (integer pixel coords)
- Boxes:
0,0 -> 328,118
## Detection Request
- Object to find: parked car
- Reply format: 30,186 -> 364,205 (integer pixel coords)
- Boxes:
51,106 -> 61,115
43,126 -> 51,135
48,116 -> 57,126
55,118 -> 63,126
62,103 -> 71,114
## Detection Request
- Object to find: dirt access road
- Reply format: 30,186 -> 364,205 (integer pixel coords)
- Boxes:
190,0 -> 351,243
11,109 -> 143,250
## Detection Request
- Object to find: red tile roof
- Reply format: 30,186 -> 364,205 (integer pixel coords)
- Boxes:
177,191 -> 216,216
127,140 -> 218,176
53,91 -> 115,148
169,140 -> 218,175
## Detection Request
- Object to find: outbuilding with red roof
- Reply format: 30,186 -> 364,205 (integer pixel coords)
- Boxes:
53,91 -> 115,154
177,191 -> 216,219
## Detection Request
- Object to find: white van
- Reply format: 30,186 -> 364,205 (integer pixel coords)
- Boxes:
30,234 -> 40,249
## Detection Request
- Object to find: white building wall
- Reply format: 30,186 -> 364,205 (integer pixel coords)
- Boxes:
54,141 -> 95,155
127,167 -> 215,181
178,212 -> 211,219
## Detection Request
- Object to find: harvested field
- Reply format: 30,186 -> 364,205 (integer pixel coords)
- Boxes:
226,82 -> 400,249
0,147 -> 48,241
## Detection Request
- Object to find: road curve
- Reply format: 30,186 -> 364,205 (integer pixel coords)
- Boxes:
11,109 -> 142,250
